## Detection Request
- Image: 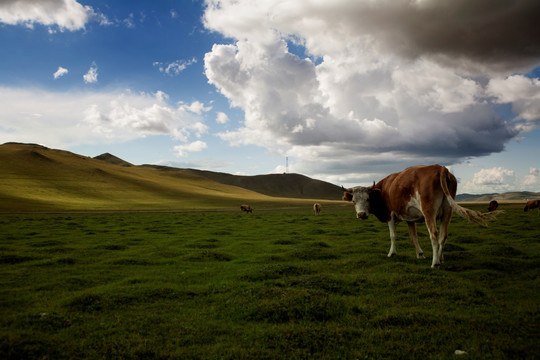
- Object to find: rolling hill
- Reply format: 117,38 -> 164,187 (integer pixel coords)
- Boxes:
457,191 -> 540,202
0,143 -> 343,212
139,165 -> 341,200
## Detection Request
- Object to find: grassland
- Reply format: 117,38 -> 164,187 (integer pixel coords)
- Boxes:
1,203 -> 539,359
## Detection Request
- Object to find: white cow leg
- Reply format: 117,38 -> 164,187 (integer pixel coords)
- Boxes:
387,220 -> 397,257
407,222 -> 425,259
425,217 -> 440,268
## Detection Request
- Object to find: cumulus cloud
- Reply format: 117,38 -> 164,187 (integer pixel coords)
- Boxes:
174,140 -> 207,157
83,62 -> 98,84
523,167 -> 540,187
459,166 -> 516,194
487,75 -> 540,122
205,0 -> 540,73
0,0 -> 106,31
153,58 -> 197,76
472,167 -> 515,186
53,66 -> 68,79
183,100 -> 211,115
216,112 -> 229,124
0,87 -> 209,153
203,0 -> 538,185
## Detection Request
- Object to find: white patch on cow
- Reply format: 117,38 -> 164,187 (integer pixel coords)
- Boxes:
399,191 -> 424,222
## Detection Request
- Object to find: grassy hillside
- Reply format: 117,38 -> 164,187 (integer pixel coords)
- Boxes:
0,143 -> 337,212
143,166 -> 342,200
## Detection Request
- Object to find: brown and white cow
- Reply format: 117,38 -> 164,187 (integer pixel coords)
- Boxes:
342,165 -> 498,268
313,203 -> 322,215
488,200 -> 499,212
524,199 -> 540,212
240,204 -> 253,213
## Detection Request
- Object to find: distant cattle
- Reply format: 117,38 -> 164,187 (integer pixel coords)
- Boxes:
524,199 -> 540,212
313,203 -> 322,215
240,204 -> 253,213
342,165 -> 499,268
488,200 -> 499,212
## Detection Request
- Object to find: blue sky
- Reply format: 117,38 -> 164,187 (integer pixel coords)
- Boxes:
1,0 -> 539,194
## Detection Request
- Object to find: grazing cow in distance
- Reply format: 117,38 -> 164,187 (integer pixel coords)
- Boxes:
313,203 -> 322,215
524,199 -> 540,212
488,200 -> 499,212
240,204 -> 253,213
342,164 -> 499,268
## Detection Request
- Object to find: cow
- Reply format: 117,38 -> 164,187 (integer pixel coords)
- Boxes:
240,204 -> 253,213
488,200 -> 499,212
313,203 -> 322,215
342,164 -> 499,268
524,199 -> 540,212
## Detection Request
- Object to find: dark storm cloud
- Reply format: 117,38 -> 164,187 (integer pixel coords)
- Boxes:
346,0 -> 540,72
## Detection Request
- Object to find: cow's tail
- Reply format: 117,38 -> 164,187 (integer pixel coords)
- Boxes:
440,167 -> 501,226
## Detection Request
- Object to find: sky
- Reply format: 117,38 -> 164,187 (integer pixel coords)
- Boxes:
1,0 -> 539,194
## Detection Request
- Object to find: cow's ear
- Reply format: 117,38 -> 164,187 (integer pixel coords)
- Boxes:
342,191 -> 353,201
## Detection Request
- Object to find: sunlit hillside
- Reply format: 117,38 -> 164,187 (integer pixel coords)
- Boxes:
0,143 -> 338,211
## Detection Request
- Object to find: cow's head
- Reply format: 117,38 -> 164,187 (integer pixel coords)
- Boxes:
342,183 -> 379,220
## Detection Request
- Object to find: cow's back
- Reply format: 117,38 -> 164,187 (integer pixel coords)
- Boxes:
376,165 -> 455,217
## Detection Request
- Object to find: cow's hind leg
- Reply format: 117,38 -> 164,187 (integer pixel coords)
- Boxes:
424,215 -> 441,268
437,209 -> 452,264
407,222 -> 425,259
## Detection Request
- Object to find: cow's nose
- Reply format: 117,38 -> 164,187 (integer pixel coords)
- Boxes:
357,212 -> 368,219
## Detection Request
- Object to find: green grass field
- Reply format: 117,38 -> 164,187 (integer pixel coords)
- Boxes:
1,204 -> 539,359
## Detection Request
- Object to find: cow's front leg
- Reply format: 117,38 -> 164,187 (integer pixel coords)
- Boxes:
407,222 -> 425,259
387,220 -> 397,257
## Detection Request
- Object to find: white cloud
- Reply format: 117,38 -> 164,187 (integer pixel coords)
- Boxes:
174,140 -> 207,157
203,0 -> 537,186
0,87 -> 208,150
53,66 -> 68,79
182,100 -> 212,115
83,62 -> 98,84
123,13 -> 135,29
459,166 -> 516,194
0,0 -> 105,31
153,58 -> 197,76
487,75 -> 540,122
472,167 -> 515,186
522,167 -> 540,187
216,112 -> 229,124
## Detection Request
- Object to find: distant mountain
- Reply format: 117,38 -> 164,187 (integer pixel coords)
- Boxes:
142,165 -> 342,200
457,192 -> 540,202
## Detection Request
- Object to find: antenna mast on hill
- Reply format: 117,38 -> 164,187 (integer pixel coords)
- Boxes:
286,156 -> 289,174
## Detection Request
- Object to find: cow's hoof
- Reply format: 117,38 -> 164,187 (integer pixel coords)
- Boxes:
417,253 -> 425,259
431,263 -> 441,269
387,252 -> 396,258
